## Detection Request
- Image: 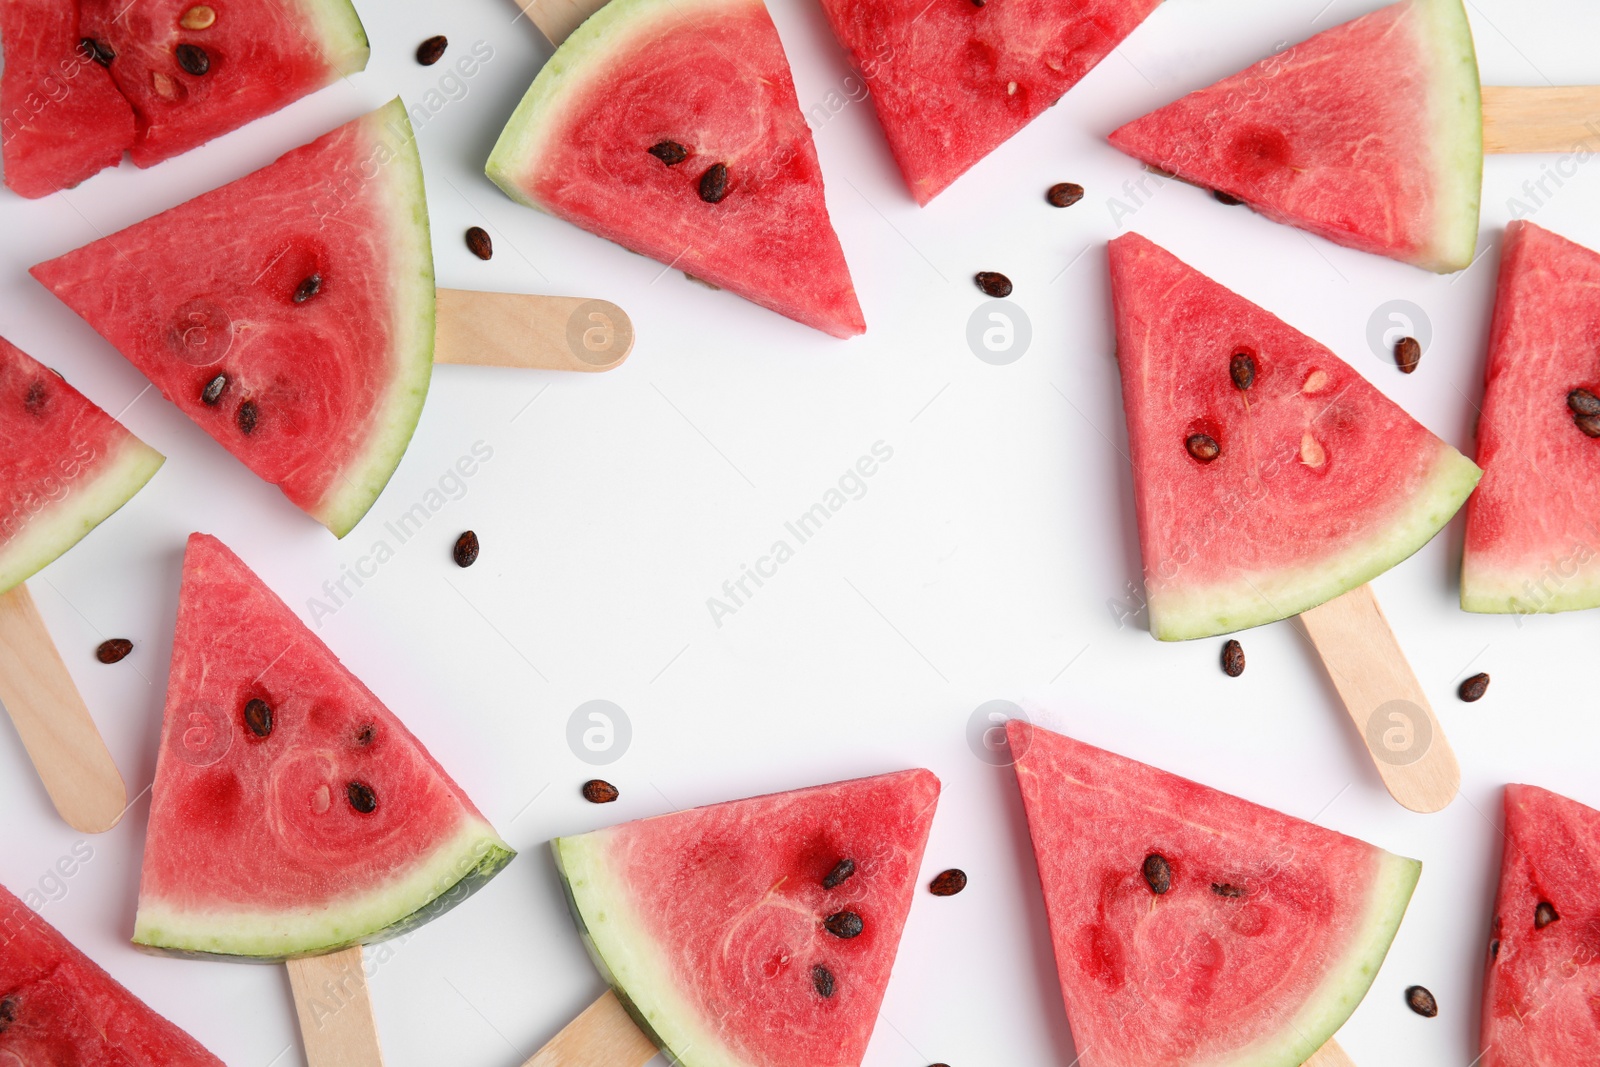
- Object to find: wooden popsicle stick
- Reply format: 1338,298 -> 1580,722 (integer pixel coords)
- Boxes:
287,946 -> 385,1067
1482,86 -> 1600,154
1304,1038 -> 1357,1067
514,0 -> 607,45
435,290 -> 633,373
0,583 -> 127,833
1299,584 -> 1460,814
521,992 -> 656,1067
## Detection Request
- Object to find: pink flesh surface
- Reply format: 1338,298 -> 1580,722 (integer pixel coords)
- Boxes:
139,534 -> 485,915
511,0 -> 863,337
595,769 -> 938,1066
1482,784 -> 1600,1067
1011,722 -> 1393,1067
1108,1 -> 1440,264
1109,232 -> 1450,596
818,0 -> 1160,204
0,884 -> 223,1065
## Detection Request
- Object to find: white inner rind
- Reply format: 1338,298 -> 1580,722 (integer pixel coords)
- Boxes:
1461,564 -> 1600,615
298,0 -> 372,75
0,434 -> 163,596
133,819 -> 510,959
1413,0 -> 1483,274
1150,443 -> 1482,640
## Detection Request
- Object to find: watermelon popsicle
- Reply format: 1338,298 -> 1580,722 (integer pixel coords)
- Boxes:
30,99 -> 634,540
0,335 -> 165,834
1108,233 -> 1479,814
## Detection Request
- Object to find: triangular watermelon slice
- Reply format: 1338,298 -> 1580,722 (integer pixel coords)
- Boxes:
79,0 -> 370,167
0,335 -> 164,595
554,769 -> 940,1067
32,100 -> 434,538
1108,0 -> 1482,273
0,0 -> 137,198
1462,221 -> 1600,614
1010,721 -> 1419,1067
817,0 -> 1162,205
1481,784 -> 1600,1066
486,0 -> 865,338
133,533 -> 513,960
1108,232 -> 1481,640
0,882 -> 223,1064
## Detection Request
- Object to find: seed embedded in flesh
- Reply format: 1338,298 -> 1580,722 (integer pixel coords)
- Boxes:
974,271 -> 1012,298
1213,190 -> 1245,206
293,273 -> 322,304
24,380 -> 47,416
1405,985 -> 1438,1018
929,869 -> 967,896
453,530 -> 480,568
582,779 -> 619,804
1221,639 -> 1245,677
1568,389 -> 1600,417
823,911 -> 864,939
180,5 -> 216,29
243,698 -> 273,739
1186,433 -> 1220,463
1230,351 -> 1256,391
648,140 -> 688,166
347,781 -> 378,814
416,35 -> 448,66
1047,182 -> 1084,208
1535,901 -> 1559,929
236,399 -> 258,435
1143,853 -> 1173,894
1394,336 -> 1422,374
201,374 -> 228,405
1575,413 -> 1600,439
822,858 -> 856,889
81,37 -> 114,66
0,996 -> 14,1031
465,227 -> 493,260
151,72 -> 179,99
699,163 -> 729,203
1458,672 -> 1490,702
1211,883 -> 1245,898
96,638 -> 133,664
354,723 -> 376,746
811,964 -> 836,998
175,43 -> 210,76
1490,939 -> 1500,959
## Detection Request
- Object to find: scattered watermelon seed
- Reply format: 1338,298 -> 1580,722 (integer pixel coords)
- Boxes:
811,964 -> 836,998
1575,413 -> 1600,439
1186,433 -> 1220,463
1047,182 -> 1084,208
347,781 -> 377,814
1535,901 -> 1559,929
243,699 -> 273,739
236,399 -> 258,435
81,38 -> 114,66
1490,939 -> 1499,958
1211,882 -> 1245,898
1221,639 -> 1245,677
699,163 -> 729,204
1142,853 -> 1172,895
179,5 -> 216,29
417,35 -> 448,66
293,273 -> 322,304
0,996 -> 13,1031
1229,351 -> 1256,391
465,227 -> 493,260
354,723 -> 375,746
1394,336 -> 1422,374
929,869 -> 967,896
151,72 -> 179,99
582,779 -> 619,804
453,531 -> 480,568
175,43 -> 210,76
96,638 -> 133,664
823,911 -> 864,939
971,0 -> 985,7
975,271 -> 1012,298
1568,389 -> 1600,417
648,140 -> 688,166
822,858 -> 856,889
201,374 -> 227,405
1405,986 -> 1438,1018
24,380 -> 47,416
1458,673 -> 1490,702
1213,190 -> 1245,206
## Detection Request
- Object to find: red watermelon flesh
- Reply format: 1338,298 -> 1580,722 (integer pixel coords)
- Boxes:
31,100 -> 434,538
78,0 -> 370,167
1108,0 -> 1482,273
1010,721 -> 1419,1067
0,882 -> 223,1065
817,0 -> 1162,205
0,0 -> 137,198
1108,232 -> 1481,640
486,0 -> 865,338
133,533 -> 513,960
554,769 -> 939,1067
0,335 -> 164,596
1481,784 -> 1600,1067
1462,221 -> 1600,614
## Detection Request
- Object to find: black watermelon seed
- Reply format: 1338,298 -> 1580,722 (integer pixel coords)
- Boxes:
822,858 -> 856,889
1213,190 -> 1245,206
354,723 -> 376,746
1535,901 -> 1559,929
648,140 -> 688,166
823,911 -> 864,939
453,530 -> 480,568
1047,182 -> 1084,208
1221,639 -> 1245,677
1490,939 -> 1499,959
974,271 -> 1012,298
1142,853 -> 1172,895
699,163 -> 729,203
971,0 -> 985,6
96,638 -> 133,664
201,374 -> 228,405
174,43 -> 209,76
236,399 -> 258,435
293,273 -> 322,304
929,869 -> 967,896
465,227 -> 493,260
1568,389 -> 1600,417
347,781 -> 377,814
811,964 -> 836,998
1230,351 -> 1256,391
243,698 -> 273,739
1458,673 -> 1490,702
81,37 -> 115,66
1211,882 -> 1245,898
582,779 -> 620,804
24,380 -> 47,416
0,995 -> 14,1031
1575,413 -> 1600,438
1394,336 -> 1422,374
1186,433 -> 1220,462
416,35 -> 448,65
1405,985 -> 1438,1018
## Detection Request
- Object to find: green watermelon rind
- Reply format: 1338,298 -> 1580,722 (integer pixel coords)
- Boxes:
299,0 -> 373,77
1415,0 -> 1483,274
1150,444 -> 1482,640
1460,568 -> 1600,616
0,434 -> 164,597
131,818 -> 513,961
309,99 -> 436,539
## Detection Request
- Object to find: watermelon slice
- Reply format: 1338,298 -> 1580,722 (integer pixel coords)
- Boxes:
486,0 -> 865,338
0,882 -> 223,1065
1481,784 -> 1600,1067
132,533 -> 513,960
0,0 -> 137,198
1011,721 -> 1420,1067
32,100 -> 433,538
1462,221 -> 1600,614
554,769 -> 940,1067
78,0 -> 370,167
0,335 -> 164,596
817,0 -> 1162,205
1108,0 -> 1482,273
1108,232 -> 1481,640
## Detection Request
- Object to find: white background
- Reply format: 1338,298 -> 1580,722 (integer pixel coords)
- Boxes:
3,1 -> 1599,1065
